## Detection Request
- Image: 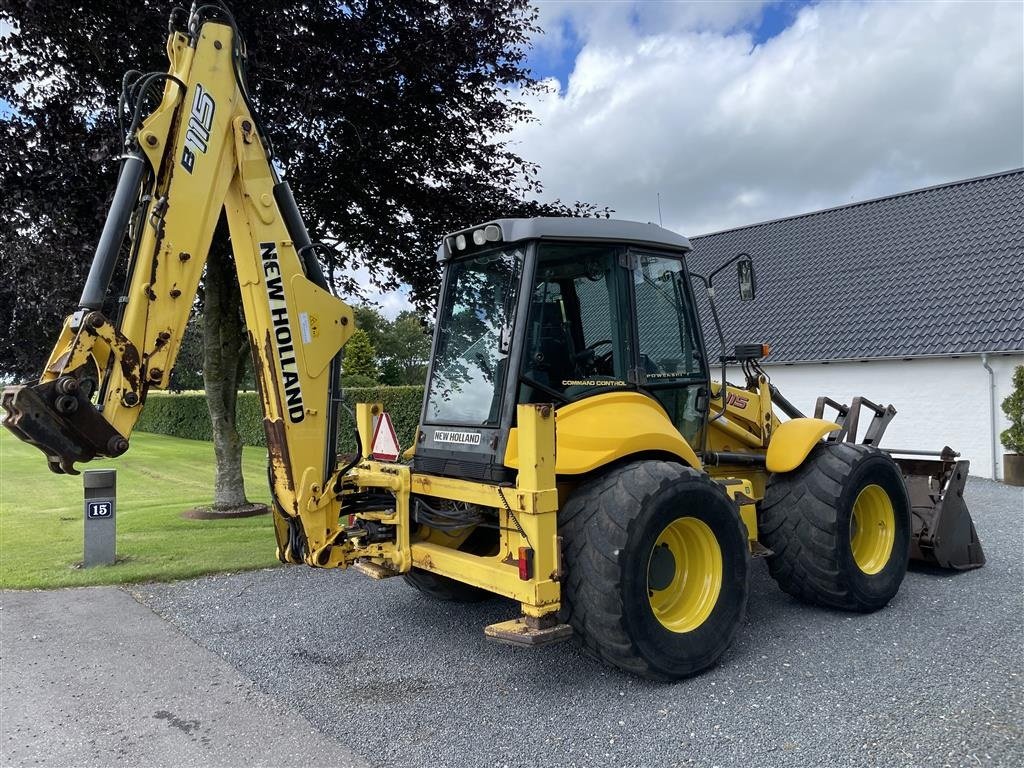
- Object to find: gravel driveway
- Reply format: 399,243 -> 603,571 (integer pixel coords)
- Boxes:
136,477 -> 1022,768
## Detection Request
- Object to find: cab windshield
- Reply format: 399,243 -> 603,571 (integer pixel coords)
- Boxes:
424,247 -> 523,425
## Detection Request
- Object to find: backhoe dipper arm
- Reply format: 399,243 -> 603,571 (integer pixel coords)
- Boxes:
1,8 -> 354,565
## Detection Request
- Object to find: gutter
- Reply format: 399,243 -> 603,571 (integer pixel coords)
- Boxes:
981,353 -> 998,480
759,348 -> 1024,366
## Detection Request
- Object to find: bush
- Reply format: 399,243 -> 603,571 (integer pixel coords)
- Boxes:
136,385 -> 425,454
1001,365 -> 1024,454
341,373 -> 378,388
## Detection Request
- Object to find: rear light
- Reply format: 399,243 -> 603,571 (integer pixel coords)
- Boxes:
518,546 -> 534,580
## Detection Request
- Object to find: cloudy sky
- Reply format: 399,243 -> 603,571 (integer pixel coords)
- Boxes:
516,0 -> 1023,237
370,0 -> 1022,315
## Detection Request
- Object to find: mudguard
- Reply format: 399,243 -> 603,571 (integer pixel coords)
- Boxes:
765,417 -> 841,473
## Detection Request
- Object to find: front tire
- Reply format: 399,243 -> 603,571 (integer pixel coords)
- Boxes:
560,461 -> 749,681
760,442 -> 911,612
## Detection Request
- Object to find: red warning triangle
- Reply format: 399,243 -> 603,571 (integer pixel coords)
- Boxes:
370,412 -> 401,462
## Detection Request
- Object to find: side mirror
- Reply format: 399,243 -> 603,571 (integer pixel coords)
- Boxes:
737,257 -> 756,301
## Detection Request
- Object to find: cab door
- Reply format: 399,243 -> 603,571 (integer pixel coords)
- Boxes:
628,251 -> 710,448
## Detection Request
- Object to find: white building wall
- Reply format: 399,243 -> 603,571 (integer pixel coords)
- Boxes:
762,353 -> 1024,480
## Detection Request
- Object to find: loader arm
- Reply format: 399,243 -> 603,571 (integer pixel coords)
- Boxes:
1,7 -> 355,565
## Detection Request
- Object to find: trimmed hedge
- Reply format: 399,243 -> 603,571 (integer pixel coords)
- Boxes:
137,385 -> 425,454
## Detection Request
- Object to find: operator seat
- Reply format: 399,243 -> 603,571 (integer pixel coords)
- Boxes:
523,301 -> 578,397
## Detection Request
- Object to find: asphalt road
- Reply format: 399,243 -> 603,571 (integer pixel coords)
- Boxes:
0,587 -> 365,768
134,477 -> 1023,768
3,478 -> 1020,767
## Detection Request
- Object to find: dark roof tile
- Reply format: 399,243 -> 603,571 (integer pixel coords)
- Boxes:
687,169 -> 1024,363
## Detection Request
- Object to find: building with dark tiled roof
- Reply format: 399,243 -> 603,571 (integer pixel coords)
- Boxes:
687,169 -> 1024,480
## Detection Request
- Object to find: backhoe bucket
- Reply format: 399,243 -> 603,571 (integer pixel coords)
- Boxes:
891,449 -> 985,570
1,379 -> 129,475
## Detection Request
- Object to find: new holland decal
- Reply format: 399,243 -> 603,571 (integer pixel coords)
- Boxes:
261,242 -> 305,423
433,430 -> 482,446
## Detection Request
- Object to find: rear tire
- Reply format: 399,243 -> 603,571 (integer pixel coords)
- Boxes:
559,461 -> 749,680
760,442 -> 911,612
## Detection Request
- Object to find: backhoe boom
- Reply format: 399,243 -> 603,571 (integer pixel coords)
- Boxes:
2,8 -> 354,565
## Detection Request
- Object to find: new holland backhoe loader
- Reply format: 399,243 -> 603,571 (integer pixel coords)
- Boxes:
2,2 -> 985,681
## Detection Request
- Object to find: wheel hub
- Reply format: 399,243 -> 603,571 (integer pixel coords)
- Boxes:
647,543 -> 676,591
850,483 -> 896,575
647,516 -> 723,633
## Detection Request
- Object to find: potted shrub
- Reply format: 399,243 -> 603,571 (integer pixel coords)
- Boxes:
1002,365 -> 1024,486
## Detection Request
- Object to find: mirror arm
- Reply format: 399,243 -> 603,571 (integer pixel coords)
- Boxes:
707,251 -> 750,285
689,271 -> 729,426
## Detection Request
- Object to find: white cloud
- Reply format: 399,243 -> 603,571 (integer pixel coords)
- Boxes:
515,0 -> 1024,236
533,0 -> 769,55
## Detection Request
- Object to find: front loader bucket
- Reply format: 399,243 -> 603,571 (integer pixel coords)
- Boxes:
891,449 -> 985,570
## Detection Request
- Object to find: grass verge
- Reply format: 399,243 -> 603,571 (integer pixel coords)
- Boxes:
0,429 -> 281,589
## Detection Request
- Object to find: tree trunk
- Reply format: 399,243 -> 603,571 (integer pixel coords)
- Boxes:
202,245 -> 250,510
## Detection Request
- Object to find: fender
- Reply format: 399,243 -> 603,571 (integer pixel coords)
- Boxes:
505,391 -> 701,475
765,417 -> 841,473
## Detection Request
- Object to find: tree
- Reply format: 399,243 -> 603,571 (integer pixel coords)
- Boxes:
202,242 -> 253,509
342,330 -> 380,384
168,318 -> 205,392
351,306 -> 389,354
0,1 -> 607,508
349,305 -> 432,385
378,311 -> 432,385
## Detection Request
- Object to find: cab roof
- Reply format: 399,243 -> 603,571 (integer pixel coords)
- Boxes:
438,217 -> 692,261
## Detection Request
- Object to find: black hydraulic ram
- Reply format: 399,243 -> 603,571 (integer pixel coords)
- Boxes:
273,181 -> 327,289
78,151 -> 148,311
769,384 -> 805,420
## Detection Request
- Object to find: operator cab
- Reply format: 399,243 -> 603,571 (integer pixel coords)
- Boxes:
415,218 -> 710,482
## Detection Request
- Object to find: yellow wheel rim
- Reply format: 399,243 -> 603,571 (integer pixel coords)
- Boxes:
850,484 -> 896,575
647,517 -> 723,633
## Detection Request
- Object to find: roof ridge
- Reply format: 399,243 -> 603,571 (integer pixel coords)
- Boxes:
690,167 -> 1024,240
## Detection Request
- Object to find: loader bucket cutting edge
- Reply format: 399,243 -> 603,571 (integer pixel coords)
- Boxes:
892,451 -> 985,570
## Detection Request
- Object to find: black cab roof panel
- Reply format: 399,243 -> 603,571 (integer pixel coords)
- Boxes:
438,217 -> 692,261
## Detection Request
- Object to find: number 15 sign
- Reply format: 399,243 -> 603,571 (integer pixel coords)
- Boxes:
87,501 -> 114,519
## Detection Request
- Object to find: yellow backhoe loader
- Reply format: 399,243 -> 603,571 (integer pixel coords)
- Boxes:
2,2 -> 984,680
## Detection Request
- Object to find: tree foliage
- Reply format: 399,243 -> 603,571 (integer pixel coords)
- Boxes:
0,0 -> 605,379
352,305 -> 431,385
342,329 -> 380,383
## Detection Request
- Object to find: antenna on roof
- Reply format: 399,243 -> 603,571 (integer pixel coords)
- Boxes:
657,192 -> 663,227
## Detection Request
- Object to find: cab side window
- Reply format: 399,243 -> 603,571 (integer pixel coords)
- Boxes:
520,244 -> 629,403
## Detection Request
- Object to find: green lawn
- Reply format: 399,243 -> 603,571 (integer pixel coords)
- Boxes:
0,429 -> 281,589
